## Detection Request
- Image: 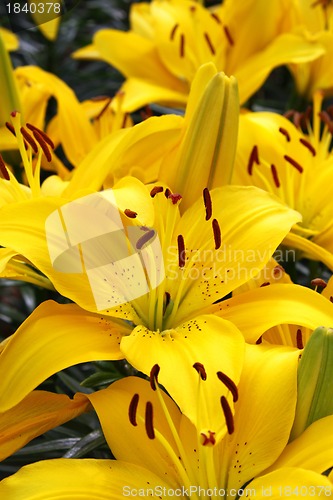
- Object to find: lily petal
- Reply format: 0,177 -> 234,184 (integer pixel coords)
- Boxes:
0,459 -> 170,499
0,391 -> 90,461
235,33 -> 324,104
248,467 -> 333,498
0,301 -> 130,411
226,344 -> 299,490
266,415 -> 333,474
120,315 -> 245,437
87,376 -> 182,487
210,284 -> 333,343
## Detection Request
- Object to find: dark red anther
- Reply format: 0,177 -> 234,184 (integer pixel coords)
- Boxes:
164,188 -> 171,199
217,371 -> 238,402
129,393 -> 139,426
211,12 -> 221,24
5,122 -> 16,137
180,34 -> 185,57
256,336 -> 263,344
177,234 -> 185,268
145,402 -> 155,439
20,127 -> 38,154
273,265 -> 285,277
26,123 -> 55,149
278,127 -> 291,142
204,33 -> 215,55
170,23 -> 179,40
223,25 -> 234,46
203,187 -> 212,221
150,364 -> 160,391
136,229 -> 156,250
0,155 -> 10,181
150,186 -> 164,197
193,362 -> 207,381
296,329 -> 304,350
284,155 -> 303,173
31,129 -> 52,162
270,164 -> 280,188
221,396 -> 234,435
10,111 -> 18,117
299,138 -> 316,156
124,209 -> 137,219
212,219 -> 221,250
247,145 -> 259,175
311,278 -> 327,288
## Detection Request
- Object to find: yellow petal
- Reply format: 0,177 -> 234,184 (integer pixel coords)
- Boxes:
120,315 -> 245,438
248,468 -> 333,499
0,28 -> 19,52
0,391 -> 90,461
235,34 -> 324,104
0,301 -> 129,411
28,0 -> 61,40
87,377 -> 182,487
211,284 -> 333,343
267,415 -> 333,474
284,232 -> 333,271
0,459 -> 169,499
226,344 -> 299,489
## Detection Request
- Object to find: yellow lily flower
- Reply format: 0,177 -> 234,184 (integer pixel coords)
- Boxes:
0,175 -> 302,436
232,91 -> 333,270
0,345 -> 332,498
73,0 -> 324,111
287,0 -> 333,98
0,28 -> 19,52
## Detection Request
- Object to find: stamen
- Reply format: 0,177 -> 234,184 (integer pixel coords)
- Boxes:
170,23 -> 179,40
223,25 -> 234,46
0,155 -> 10,181
212,219 -> 221,249
260,281 -> 270,287
26,123 -> 55,149
94,97 -> 112,120
284,155 -> 303,173
278,127 -> 291,142
177,234 -> 185,268
121,113 -> 129,129
203,187 -> 212,221
145,402 -> 155,439
150,186 -> 164,197
150,364 -> 160,391
129,393 -> 139,426
31,129 -> 52,162
204,33 -> 216,55
220,396 -> 234,434
124,209 -> 137,219
256,336 -> 263,344
311,277 -> 327,288
273,264 -> 284,277
193,362 -> 207,381
247,145 -> 259,175
5,122 -> 16,137
296,329 -> 304,350
210,12 -> 221,24
163,291 -> 171,314
168,193 -> 182,205
180,34 -> 185,58
136,229 -> 156,250
164,188 -> 171,198
318,111 -> 333,133
270,164 -> 280,188
217,371 -> 238,402
200,430 -> 216,446
299,138 -> 316,156
20,127 -> 38,154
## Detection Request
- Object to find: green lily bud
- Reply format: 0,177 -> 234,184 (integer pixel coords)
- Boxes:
0,31 -> 21,127
290,326 -> 333,441
161,63 -> 239,211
